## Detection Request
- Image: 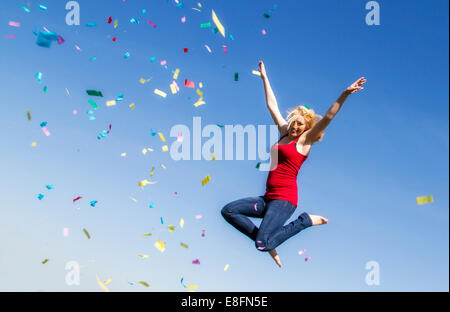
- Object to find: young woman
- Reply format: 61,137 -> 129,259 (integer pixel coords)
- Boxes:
221,61 -> 366,268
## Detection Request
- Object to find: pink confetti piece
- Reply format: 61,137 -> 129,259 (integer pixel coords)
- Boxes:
181,16 -> 186,23
41,127 -> 51,136
195,215 -> 202,219
73,196 -> 82,203
254,203 -> 257,211
262,29 -> 267,35
160,60 -> 167,66
298,249 -> 307,255
304,257 -> 311,262
192,259 -> 200,264
201,230 -> 205,237
257,247 -> 265,250
63,228 -> 69,237
222,45 -> 227,54
73,109 -> 78,115
57,35 -> 65,45
204,45 -> 212,53
5,35 -> 16,39
42,26 -> 51,33
177,132 -> 183,142
8,21 -> 21,27
75,45 -> 82,52
148,21 -> 157,28
256,241 -> 262,243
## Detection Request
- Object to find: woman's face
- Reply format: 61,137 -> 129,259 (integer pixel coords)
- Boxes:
290,115 -> 307,137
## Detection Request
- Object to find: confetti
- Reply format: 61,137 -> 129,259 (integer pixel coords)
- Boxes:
141,233 -> 152,237
149,167 -> 155,177
41,127 -> 50,136
154,239 -> 166,252
160,217 -> 164,224
195,215 -> 203,220
96,275 -> 109,292
298,249 -> 307,255
148,21 -> 157,28
149,202 -> 154,208
305,257 -> 311,262
186,285 -> 198,290
129,103 -> 136,109
154,89 -> 167,98
173,69 -> 180,80
8,21 -> 21,27
254,203 -> 258,211
416,195 -> 434,205
124,52 -> 130,59
224,264 -> 229,271
180,242 -> 189,248
256,162 -> 261,169
73,196 -> 82,203
181,16 -> 186,23
104,279 -> 112,285
200,22 -> 211,28
26,110 -> 31,121
160,60 -> 167,66
180,218 -> 184,228
106,100 -> 116,106
88,99 -> 98,110
42,259 -> 49,264
252,70 -> 261,76
63,228 -> 69,237
86,90 -> 103,97
234,72 -> 239,81
211,10 -> 225,37
83,228 -> 91,239
185,80 -> 195,88
162,145 -> 168,152
37,193 -> 44,200
201,174 -> 211,186
201,230 -> 205,237
139,281 -> 150,287
262,29 -> 267,35
45,184 -> 54,190
90,200 -> 98,207
158,132 -> 166,142
192,259 -> 200,264
138,254 -> 149,258
183,48 -> 188,53
31,142 -> 37,147
168,225 -> 176,232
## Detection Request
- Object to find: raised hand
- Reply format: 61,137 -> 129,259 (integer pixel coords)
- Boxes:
345,77 -> 367,94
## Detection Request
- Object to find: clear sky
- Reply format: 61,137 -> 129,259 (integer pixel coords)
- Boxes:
0,0 -> 448,292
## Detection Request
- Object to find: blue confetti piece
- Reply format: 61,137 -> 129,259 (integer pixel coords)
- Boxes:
124,52 -> 130,59
45,184 -> 54,190
149,202 -> 154,208
116,94 -> 124,101
142,9 -> 147,14
160,217 -> 163,224
230,34 -> 235,40
150,56 -> 156,62
38,5 -> 47,10
40,122 -> 47,127
37,193 -> 44,200
90,200 -> 98,207
88,116 -> 96,121
86,22 -> 97,27
36,31 -> 58,48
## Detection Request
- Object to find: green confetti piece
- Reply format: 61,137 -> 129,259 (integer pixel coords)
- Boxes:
86,90 -> 103,97
83,228 -> 91,239
43,86 -> 48,93
256,162 -> 261,169
264,13 -> 270,18
138,281 -> 150,287
234,73 -> 239,81
42,259 -> 49,264
200,22 -> 211,28
213,27 -> 218,33
22,6 -> 30,13
304,105 -> 310,109
88,99 -> 98,110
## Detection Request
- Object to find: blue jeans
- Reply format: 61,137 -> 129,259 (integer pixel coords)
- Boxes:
221,196 -> 313,252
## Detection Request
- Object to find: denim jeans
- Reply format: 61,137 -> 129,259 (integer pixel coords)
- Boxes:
221,196 -> 313,252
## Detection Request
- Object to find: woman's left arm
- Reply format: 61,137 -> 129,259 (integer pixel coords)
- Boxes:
305,77 -> 366,143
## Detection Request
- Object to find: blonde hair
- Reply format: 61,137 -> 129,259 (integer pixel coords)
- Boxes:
286,105 -> 324,142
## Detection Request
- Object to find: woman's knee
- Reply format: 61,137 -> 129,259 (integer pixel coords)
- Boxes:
221,204 -> 233,219
255,238 -> 269,252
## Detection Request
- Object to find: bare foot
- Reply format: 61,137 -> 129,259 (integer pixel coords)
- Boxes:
268,249 -> 282,268
307,214 -> 328,225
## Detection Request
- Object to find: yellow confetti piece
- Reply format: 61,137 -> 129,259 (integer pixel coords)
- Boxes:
224,264 -> 229,271
154,89 -> 167,98
186,284 -> 198,290
212,10 -> 225,37
104,279 -> 112,285
106,100 -> 116,106
198,3 -> 202,8
138,281 -> 150,287
196,89 -> 203,97
114,19 -> 118,28
42,259 -> 49,264
142,148 -> 147,155
158,132 -> 166,142
162,145 -> 168,152
26,110 -> 31,121
416,195 -> 434,205
199,82 -> 203,88
154,239 -> 166,252
139,78 -> 147,84
160,163 -> 166,169
129,103 -> 135,109
194,99 -> 206,107
65,88 -> 71,96
96,275 -> 110,292
147,148 -> 154,152
170,82 -> 178,94
211,153 -> 216,161
168,225 -> 176,232
130,197 -> 137,202
173,68 -> 180,80
138,180 -> 156,188
138,254 -> 149,258
202,174 -> 211,186
180,242 -> 189,248
31,142 -> 37,147
252,70 -> 261,76
180,218 -> 184,228
83,228 -> 91,239
141,233 -> 152,237
121,152 -> 127,157
150,167 -> 155,177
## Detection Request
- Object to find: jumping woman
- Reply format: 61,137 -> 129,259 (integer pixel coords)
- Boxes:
221,61 -> 366,268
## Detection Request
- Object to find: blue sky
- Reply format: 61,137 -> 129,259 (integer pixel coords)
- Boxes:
0,0 -> 448,291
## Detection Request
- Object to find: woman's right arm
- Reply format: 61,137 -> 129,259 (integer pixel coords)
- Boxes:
259,61 -> 288,136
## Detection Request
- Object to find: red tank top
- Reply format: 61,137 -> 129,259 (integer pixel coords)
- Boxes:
264,135 -> 308,207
